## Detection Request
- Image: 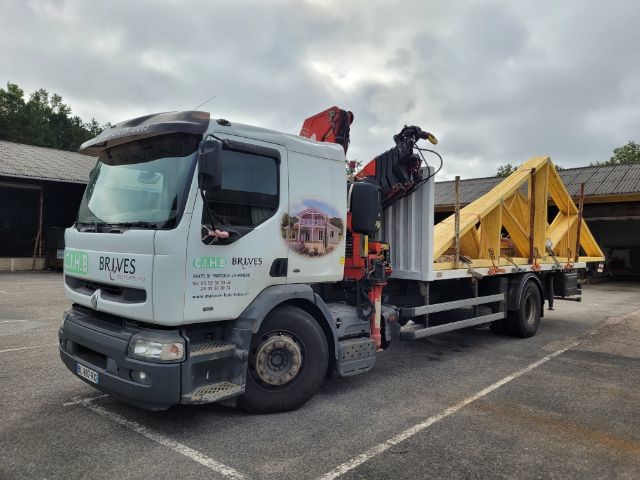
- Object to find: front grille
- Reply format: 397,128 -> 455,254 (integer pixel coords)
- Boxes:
86,281 -> 119,295
66,276 -> 146,304
74,343 -> 108,370
71,304 -> 129,331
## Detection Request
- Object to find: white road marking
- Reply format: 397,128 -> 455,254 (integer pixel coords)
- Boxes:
0,344 -> 57,354
63,394 -> 109,407
0,290 -> 7,294
317,340 -> 581,480
81,400 -> 247,479
0,317 -> 59,323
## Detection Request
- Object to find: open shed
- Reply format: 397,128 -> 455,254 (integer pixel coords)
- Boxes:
0,141 -> 94,270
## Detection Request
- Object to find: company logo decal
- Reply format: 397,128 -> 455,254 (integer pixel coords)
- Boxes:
232,257 -> 263,269
99,256 -> 145,282
194,257 -> 227,269
64,250 -> 88,275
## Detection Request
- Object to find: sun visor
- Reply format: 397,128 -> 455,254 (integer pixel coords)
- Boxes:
78,110 -> 211,156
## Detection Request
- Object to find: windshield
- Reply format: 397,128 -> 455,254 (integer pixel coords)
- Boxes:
77,133 -> 200,228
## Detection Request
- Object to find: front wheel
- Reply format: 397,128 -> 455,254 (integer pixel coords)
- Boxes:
237,305 -> 328,413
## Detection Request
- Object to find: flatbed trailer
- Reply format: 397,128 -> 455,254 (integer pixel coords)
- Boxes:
57,108 -> 603,413
379,154 -> 603,340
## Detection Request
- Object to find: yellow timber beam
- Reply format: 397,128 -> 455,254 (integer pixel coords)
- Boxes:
433,156 -> 604,267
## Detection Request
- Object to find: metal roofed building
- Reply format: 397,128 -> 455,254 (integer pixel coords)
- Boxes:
434,163 -> 640,277
0,140 -> 94,270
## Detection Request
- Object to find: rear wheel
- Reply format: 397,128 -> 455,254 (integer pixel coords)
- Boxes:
237,305 -> 328,413
506,281 -> 541,338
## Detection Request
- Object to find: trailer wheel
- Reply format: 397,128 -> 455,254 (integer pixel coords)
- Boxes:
238,305 -> 328,413
506,280 -> 541,338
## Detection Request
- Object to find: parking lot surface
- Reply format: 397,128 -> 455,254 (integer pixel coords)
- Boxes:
1,272 -> 639,480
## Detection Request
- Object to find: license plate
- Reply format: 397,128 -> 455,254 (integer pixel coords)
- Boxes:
76,363 -> 99,384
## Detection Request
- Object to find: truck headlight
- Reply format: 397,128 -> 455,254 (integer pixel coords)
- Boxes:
129,335 -> 185,362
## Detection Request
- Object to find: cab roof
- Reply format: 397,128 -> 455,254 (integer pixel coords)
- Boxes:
78,110 -> 346,162
209,118 -> 346,162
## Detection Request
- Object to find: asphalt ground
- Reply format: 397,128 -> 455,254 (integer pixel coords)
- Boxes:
1,272 -> 639,480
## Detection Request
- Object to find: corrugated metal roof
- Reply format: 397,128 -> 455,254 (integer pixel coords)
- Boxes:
560,163 -> 640,196
0,140 -> 95,184
435,176 -> 503,206
435,163 -> 640,206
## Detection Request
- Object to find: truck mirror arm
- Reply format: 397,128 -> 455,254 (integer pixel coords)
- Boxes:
197,135 -> 223,192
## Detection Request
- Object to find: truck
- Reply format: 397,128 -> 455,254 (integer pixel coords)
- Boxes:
59,107 -> 604,413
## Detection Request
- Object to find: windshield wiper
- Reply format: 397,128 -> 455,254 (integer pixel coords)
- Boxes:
106,221 -> 169,230
75,220 -> 166,231
75,220 -> 110,232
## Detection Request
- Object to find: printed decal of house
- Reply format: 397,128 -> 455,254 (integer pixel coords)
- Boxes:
283,205 -> 344,257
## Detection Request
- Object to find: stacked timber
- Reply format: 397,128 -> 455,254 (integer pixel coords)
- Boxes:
433,156 -> 604,270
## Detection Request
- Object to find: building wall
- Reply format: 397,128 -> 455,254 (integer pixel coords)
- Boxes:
0,258 -> 46,271
583,201 -> 640,219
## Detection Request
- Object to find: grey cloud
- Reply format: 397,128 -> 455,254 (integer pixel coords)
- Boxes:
1,0 -> 639,179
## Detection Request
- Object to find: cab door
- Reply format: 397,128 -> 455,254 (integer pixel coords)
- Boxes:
183,136 -> 288,323
285,150 -> 346,284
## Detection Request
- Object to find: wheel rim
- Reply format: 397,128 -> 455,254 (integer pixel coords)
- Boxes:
252,332 -> 304,387
524,293 -> 536,325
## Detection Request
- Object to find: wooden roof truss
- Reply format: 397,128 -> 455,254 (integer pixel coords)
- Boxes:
433,156 -> 604,269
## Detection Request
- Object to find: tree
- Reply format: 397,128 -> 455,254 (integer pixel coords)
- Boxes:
496,162 -> 563,177
496,163 -> 515,177
0,81 -> 110,151
329,217 -> 344,232
323,222 -> 328,251
346,158 -> 362,175
592,141 -> 640,166
280,214 -> 298,238
0,83 -> 26,142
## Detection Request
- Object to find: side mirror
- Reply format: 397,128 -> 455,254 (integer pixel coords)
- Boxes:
350,181 -> 381,235
198,136 -> 222,191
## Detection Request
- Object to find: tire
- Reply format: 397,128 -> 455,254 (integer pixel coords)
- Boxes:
506,281 -> 541,338
237,305 -> 329,413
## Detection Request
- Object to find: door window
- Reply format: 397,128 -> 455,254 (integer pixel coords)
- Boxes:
203,149 -> 279,228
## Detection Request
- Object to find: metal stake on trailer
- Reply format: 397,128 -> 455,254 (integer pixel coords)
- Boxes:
574,183 -> 585,262
454,175 -> 461,269
529,167 -> 536,264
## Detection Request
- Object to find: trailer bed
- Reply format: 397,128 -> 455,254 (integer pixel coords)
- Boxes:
382,157 -> 604,281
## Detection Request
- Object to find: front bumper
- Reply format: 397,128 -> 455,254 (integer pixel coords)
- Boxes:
59,306 -> 249,410
59,307 -> 182,410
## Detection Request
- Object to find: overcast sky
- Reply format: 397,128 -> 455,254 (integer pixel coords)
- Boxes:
1,0 -> 639,179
